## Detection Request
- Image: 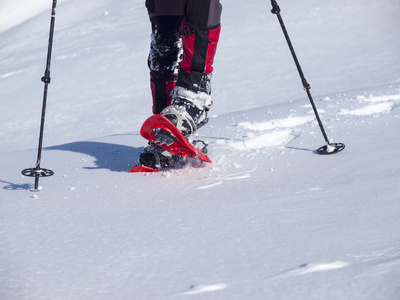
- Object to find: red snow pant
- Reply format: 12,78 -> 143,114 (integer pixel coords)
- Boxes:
145,0 -> 222,114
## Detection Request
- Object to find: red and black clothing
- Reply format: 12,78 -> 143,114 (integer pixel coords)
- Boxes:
145,0 -> 222,114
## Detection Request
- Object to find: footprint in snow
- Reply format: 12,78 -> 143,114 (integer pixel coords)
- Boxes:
340,93 -> 400,116
228,115 -> 315,151
273,261 -> 348,279
181,283 -> 228,295
195,171 -> 252,190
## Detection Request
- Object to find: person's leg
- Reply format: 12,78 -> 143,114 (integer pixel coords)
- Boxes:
145,0 -> 183,114
148,15 -> 182,114
141,0 -> 186,169
140,0 -> 222,169
161,0 -> 222,136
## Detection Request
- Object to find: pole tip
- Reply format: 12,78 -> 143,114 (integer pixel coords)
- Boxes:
29,186 -> 44,192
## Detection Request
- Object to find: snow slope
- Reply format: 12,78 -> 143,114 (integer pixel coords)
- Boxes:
1,0 -> 400,299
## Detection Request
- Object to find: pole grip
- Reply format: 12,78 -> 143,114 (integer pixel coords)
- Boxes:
271,0 -> 280,14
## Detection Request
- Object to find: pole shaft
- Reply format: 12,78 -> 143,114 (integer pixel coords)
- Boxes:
306,89 -> 330,143
275,13 -> 310,90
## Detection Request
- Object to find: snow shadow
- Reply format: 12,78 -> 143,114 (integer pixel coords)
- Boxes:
48,141 -> 142,172
285,146 -> 315,152
0,179 -> 33,191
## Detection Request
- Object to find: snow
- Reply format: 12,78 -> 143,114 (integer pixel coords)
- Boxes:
1,0 -> 400,299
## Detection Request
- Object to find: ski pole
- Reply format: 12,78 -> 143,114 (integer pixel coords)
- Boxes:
270,0 -> 344,155
22,0 -> 57,190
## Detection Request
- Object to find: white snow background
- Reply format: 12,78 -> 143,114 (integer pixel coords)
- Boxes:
1,0 -> 400,299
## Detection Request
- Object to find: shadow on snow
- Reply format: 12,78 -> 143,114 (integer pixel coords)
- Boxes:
47,141 -> 143,173
1,140 -> 142,191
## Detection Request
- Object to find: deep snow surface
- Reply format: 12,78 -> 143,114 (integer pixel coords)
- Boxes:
1,0 -> 400,299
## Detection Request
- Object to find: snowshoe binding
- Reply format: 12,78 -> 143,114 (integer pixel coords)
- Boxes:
138,142 -> 188,171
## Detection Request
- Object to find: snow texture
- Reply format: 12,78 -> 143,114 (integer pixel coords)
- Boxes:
1,0 -> 400,299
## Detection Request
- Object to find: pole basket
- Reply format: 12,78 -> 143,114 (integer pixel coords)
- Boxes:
22,168 -> 54,178
315,143 -> 345,155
